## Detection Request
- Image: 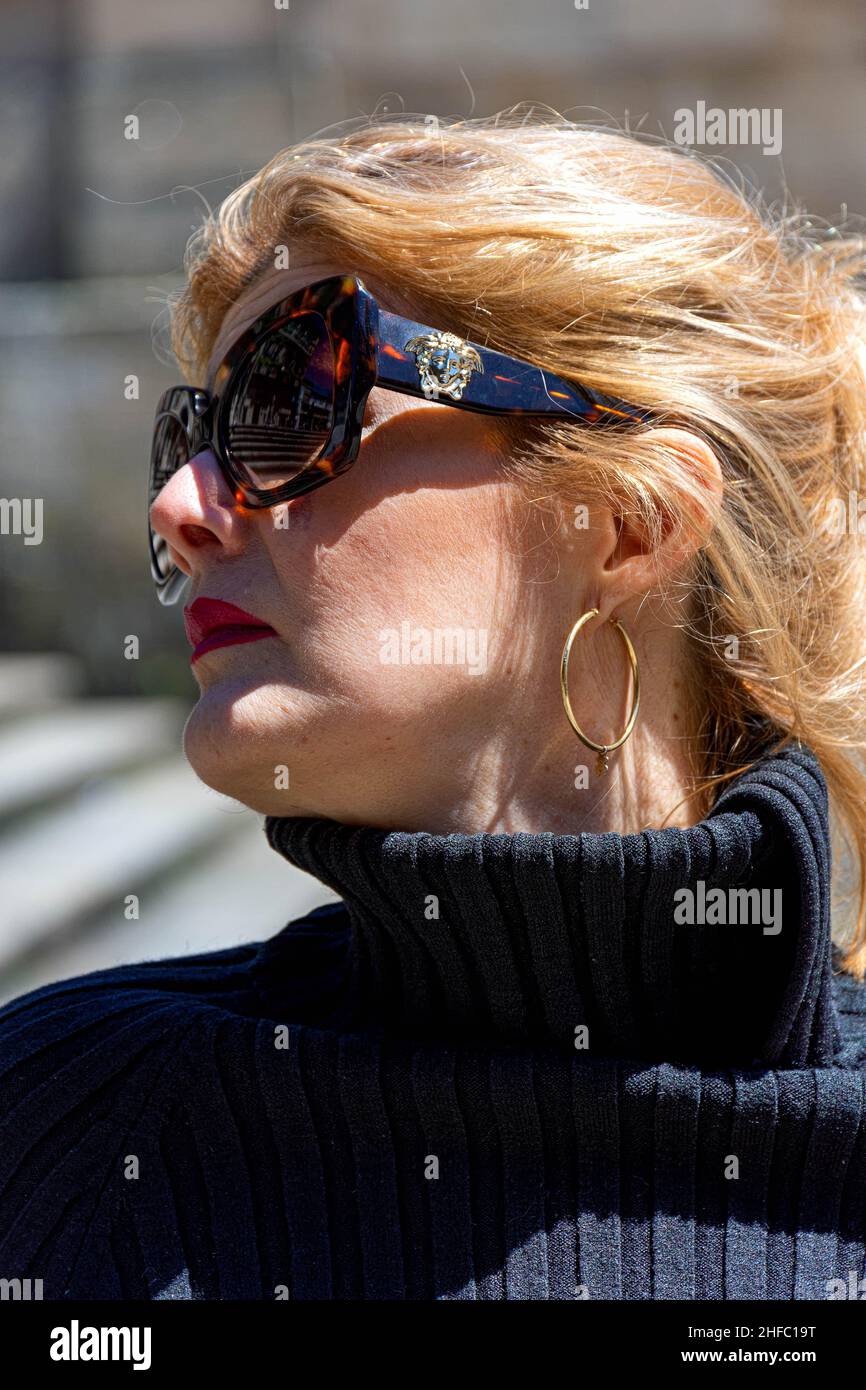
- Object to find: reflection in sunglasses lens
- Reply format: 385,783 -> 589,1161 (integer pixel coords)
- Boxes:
227,313 -> 335,488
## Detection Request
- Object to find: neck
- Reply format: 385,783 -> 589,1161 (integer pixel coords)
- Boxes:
328,602 -> 705,837
429,719 -> 707,838
261,736 -> 839,1068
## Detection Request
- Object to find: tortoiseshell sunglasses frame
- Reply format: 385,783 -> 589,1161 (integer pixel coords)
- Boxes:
149,273 -> 653,603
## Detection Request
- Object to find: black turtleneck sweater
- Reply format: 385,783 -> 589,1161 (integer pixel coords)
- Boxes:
1,739 -> 865,1300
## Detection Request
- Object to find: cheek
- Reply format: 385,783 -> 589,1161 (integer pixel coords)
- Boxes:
347,486 -> 504,616
274,484 -> 509,700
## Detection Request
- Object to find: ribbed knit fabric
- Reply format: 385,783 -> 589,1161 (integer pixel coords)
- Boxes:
1,739 -> 865,1300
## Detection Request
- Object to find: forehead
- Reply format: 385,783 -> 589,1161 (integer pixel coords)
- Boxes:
204,258 -> 340,391
203,254 -> 420,392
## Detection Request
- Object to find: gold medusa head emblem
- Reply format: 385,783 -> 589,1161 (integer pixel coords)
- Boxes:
403,330 -> 484,401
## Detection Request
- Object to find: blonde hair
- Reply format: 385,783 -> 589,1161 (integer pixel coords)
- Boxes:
170,109 -> 866,977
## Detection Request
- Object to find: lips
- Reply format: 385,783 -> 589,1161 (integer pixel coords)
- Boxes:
183,597 -> 277,666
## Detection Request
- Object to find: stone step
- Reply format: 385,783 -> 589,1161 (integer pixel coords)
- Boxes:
0,698 -> 187,820
0,821 -> 338,1007
0,756 -> 255,967
0,654 -> 85,718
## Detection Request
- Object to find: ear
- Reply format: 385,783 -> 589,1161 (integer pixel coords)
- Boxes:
597,427 -> 724,608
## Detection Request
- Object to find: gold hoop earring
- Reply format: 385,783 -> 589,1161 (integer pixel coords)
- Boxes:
560,608 -> 640,775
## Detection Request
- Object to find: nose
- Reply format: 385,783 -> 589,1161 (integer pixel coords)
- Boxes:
149,447 -> 250,581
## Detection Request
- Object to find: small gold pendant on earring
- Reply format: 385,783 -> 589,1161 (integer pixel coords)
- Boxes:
596,750 -> 610,776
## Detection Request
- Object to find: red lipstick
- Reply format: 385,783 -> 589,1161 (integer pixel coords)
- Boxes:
183,597 -> 277,666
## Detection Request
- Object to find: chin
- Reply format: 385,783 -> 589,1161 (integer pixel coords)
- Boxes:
181,687 -> 318,818
181,690 -> 261,798
182,702 -> 245,798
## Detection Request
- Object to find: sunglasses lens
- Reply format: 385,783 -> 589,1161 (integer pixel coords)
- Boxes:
226,313 -> 335,489
149,411 -> 190,583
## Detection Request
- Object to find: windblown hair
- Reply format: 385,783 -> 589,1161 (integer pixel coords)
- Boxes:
170,109 -> 866,976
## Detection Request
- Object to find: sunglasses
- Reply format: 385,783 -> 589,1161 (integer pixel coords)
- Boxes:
148,273 -> 653,603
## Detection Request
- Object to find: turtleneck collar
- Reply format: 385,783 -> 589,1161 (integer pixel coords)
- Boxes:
260,740 -> 839,1068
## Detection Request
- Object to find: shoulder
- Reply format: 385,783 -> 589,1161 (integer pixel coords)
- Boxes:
0,934 -> 259,1081
0,898 -> 350,1093
0,903 -> 347,1296
0,963 -> 194,1295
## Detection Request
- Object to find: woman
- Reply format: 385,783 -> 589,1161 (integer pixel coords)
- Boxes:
2,114 -> 866,1301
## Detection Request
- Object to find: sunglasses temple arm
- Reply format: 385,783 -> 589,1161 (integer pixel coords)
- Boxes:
374,309 -> 649,423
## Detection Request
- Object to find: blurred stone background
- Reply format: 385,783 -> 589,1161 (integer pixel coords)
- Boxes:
0,0 -> 863,1002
